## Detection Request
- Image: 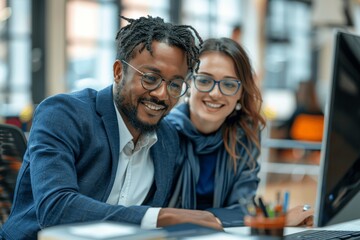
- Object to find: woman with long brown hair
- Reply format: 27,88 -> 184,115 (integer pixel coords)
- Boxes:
165,37 -> 313,227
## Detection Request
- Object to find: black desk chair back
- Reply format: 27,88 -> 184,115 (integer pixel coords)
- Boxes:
0,123 -> 27,225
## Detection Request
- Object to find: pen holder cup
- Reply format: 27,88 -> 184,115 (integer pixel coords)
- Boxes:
244,214 -> 286,238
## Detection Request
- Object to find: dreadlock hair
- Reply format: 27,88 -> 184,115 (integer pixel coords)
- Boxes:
115,15 -> 203,73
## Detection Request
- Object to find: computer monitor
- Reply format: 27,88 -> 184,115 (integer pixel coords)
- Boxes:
314,30 -> 360,227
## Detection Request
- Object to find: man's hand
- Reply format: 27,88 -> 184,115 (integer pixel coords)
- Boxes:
157,208 -> 223,230
286,205 -> 314,227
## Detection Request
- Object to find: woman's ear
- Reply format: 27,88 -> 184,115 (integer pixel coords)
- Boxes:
113,60 -> 123,83
184,91 -> 190,103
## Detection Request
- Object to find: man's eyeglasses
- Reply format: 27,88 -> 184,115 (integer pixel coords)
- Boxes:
192,74 -> 241,96
121,60 -> 189,98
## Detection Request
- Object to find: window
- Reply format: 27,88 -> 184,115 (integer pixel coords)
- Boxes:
66,0 -> 118,92
181,0 -> 243,40
0,0 -> 31,117
121,0 -> 170,22
263,0 -> 312,89
65,0 -> 175,92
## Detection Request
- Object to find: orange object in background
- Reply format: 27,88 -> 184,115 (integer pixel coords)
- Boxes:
290,114 -> 324,142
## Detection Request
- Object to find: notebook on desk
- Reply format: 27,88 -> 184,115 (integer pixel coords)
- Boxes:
284,30 -> 360,239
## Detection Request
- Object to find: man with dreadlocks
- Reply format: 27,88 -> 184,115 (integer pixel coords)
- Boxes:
1,16 -> 222,240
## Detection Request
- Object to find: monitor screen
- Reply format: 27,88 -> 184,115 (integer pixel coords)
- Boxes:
315,30 -> 360,227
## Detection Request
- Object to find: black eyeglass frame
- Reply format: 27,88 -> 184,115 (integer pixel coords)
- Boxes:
121,60 -> 189,98
192,74 -> 242,96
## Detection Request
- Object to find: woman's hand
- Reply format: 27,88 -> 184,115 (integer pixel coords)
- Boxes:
286,205 -> 314,227
157,208 -> 223,231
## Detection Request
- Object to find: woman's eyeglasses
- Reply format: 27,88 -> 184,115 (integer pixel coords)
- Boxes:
192,74 -> 241,96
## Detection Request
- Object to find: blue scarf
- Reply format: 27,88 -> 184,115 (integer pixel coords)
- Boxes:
166,103 -> 230,209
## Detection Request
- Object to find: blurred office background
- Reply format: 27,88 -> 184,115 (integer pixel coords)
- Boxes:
1,0 -> 360,208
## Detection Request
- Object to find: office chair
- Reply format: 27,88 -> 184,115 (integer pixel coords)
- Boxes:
0,123 -> 27,225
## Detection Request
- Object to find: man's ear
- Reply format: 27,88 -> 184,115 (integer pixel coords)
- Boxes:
113,60 -> 123,83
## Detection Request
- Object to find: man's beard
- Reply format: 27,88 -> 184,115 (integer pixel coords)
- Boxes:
114,86 -> 164,133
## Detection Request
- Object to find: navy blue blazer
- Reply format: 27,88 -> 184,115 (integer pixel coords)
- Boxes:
1,85 -> 180,240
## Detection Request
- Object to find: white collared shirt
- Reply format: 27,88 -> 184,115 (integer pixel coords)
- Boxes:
106,103 -> 161,228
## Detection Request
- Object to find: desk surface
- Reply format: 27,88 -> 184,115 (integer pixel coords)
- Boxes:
38,219 -> 360,240
225,218 -> 360,239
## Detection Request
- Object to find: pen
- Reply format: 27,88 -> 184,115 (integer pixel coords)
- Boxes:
274,191 -> 283,216
267,204 -> 276,218
276,191 -> 281,205
252,195 -> 258,208
252,196 -> 263,216
258,196 -> 269,218
283,191 -> 290,213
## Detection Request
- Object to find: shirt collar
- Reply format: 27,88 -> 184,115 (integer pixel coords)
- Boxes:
114,103 -> 157,154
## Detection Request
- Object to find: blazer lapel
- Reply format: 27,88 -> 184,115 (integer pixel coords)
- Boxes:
150,128 -> 176,207
96,85 -> 120,199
